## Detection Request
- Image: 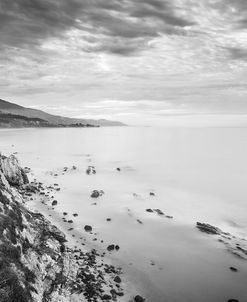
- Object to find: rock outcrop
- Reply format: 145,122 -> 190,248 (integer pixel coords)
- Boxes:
196,222 -> 247,260
0,154 -> 28,186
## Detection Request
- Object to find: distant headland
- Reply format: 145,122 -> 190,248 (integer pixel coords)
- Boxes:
0,99 -> 126,128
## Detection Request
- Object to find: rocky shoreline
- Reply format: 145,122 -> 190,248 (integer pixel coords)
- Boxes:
0,154 -> 143,302
0,153 -> 246,302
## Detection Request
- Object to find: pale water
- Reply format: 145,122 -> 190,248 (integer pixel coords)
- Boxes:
1,127 -> 247,302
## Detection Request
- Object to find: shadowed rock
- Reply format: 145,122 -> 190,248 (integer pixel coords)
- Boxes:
107,245 -> 115,251
135,295 -> 145,302
86,166 -> 96,175
52,200 -> 58,206
196,222 -> 247,260
114,276 -> 121,283
90,190 -> 104,198
84,225 -> 92,232
0,154 -> 29,186
196,222 -> 221,235
154,209 -> 164,216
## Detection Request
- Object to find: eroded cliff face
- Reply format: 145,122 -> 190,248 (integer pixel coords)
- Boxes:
0,155 -> 124,302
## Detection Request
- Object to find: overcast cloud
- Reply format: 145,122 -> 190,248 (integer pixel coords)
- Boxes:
1,0 -> 247,125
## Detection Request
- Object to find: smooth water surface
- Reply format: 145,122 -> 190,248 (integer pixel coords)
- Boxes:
1,126 -> 247,302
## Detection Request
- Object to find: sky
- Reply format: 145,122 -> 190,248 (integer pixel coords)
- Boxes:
1,0 -> 247,126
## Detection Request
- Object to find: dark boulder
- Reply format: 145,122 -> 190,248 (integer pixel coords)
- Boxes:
84,225 -> 92,232
134,295 -> 145,302
113,276 -> 121,283
102,294 -> 112,300
91,190 -> 100,198
154,209 -> 164,215
107,245 -> 115,251
90,190 -> 104,198
52,200 -> 58,206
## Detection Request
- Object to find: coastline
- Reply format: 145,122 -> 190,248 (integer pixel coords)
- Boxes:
0,154 -> 140,302
1,139 -> 247,302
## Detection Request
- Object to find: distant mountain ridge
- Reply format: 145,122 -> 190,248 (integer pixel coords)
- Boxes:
0,99 -> 125,127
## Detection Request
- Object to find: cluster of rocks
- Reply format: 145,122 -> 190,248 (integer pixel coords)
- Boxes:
49,165 -> 78,177
107,244 -> 120,252
86,165 -> 96,175
91,189 -> 105,198
66,247 -> 125,301
146,208 -> 173,219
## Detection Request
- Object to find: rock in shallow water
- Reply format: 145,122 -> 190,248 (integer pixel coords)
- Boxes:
154,209 -> 164,215
134,295 -> 145,302
90,189 -> 104,198
196,222 -> 221,235
52,200 -> 58,206
84,225 -> 92,232
107,244 -> 115,251
86,165 -> 96,175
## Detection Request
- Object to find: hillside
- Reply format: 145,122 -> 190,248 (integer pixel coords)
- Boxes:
0,99 -> 125,127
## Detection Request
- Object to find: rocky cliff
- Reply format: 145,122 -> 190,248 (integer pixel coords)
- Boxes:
0,154 -> 125,302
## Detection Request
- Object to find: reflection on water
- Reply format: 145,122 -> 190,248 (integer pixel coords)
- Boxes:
1,126 -> 247,302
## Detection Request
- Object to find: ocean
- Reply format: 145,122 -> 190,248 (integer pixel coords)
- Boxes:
1,126 -> 247,302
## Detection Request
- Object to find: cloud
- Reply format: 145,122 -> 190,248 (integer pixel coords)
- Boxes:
1,0 -> 247,125
226,47 -> 247,60
130,0 -> 194,27
0,0 -> 195,55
